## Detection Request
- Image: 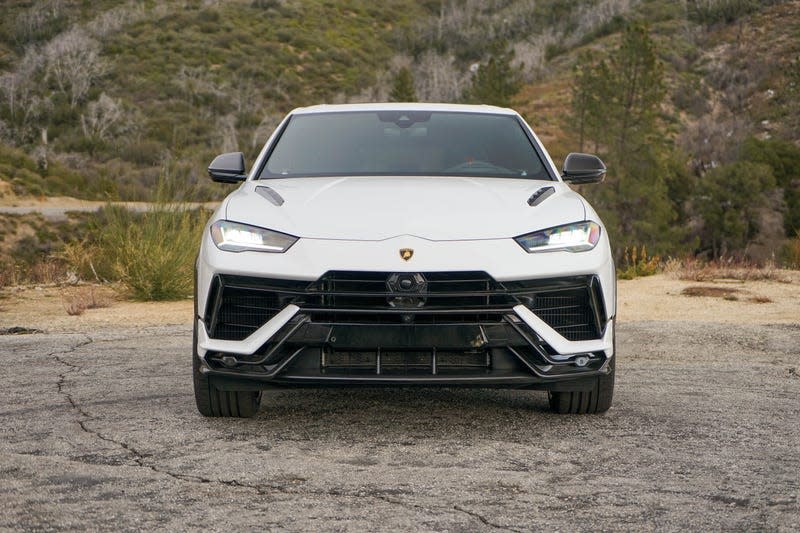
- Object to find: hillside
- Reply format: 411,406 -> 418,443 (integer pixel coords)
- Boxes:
1,0 -> 678,201
517,0 -> 800,158
1,0 -> 799,277
0,0 -> 437,200
2,1 -> 797,198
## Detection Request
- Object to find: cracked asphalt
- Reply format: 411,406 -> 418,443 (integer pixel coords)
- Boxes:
1,321 -> 799,531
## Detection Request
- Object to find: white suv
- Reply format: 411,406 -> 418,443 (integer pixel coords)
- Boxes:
193,103 -> 615,417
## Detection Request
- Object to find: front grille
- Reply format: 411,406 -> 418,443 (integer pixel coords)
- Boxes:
308,271 -> 507,309
204,272 -> 606,342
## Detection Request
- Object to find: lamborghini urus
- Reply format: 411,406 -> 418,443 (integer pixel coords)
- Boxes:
194,103 -> 615,417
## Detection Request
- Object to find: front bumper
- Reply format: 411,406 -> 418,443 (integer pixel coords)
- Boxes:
195,272 -> 615,390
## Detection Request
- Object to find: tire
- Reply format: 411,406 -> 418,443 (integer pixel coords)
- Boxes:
548,357 -> 615,414
193,320 -> 261,418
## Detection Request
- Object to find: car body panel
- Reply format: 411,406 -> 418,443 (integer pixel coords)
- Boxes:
224,177 -> 586,241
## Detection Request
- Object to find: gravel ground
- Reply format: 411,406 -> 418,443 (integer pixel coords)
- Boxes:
1,320 -> 798,531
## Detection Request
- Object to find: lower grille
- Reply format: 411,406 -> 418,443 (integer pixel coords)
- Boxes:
203,272 -> 607,342
531,286 -> 600,341
204,276 -> 309,340
323,349 -> 489,375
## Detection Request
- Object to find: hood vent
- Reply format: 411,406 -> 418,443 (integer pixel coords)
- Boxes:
256,186 -> 285,206
527,186 -> 555,207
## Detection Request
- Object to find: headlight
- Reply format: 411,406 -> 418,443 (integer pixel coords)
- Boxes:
210,220 -> 298,253
515,221 -> 601,253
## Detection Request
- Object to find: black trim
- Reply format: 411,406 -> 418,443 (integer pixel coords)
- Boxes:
561,153 -> 607,184
527,186 -> 556,206
202,343 -> 611,390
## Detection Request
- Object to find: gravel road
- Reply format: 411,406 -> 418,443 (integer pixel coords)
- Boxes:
1,321 -> 798,531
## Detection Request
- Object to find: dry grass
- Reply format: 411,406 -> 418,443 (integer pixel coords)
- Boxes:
665,256 -> 789,282
0,259 -> 71,288
61,286 -> 111,316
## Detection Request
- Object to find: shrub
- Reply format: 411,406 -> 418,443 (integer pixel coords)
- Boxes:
782,231 -> 800,269
120,139 -> 165,166
61,286 -> 110,316
618,245 -> 661,280
90,204 -> 206,301
695,161 -> 776,258
741,137 -> 800,235
687,0 -> 784,26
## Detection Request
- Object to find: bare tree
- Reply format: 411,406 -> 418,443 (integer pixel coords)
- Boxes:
0,47 -> 50,140
573,0 -> 636,37
0,48 -> 46,118
512,30 -> 559,82
680,112 -> 748,174
226,77 -> 261,116
216,114 -> 238,153
88,2 -> 147,39
413,51 -> 469,103
44,28 -> 106,108
81,93 -> 136,142
13,0 -> 64,44
174,66 -> 225,105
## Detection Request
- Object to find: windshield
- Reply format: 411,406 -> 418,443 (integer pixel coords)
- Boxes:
258,111 -> 552,180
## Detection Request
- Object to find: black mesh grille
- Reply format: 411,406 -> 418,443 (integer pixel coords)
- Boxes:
204,272 -> 606,342
504,277 -> 606,341
530,287 -> 597,341
204,276 -> 309,340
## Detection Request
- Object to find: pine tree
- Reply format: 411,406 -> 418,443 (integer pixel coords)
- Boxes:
570,23 -> 683,255
465,42 -> 522,108
695,162 -> 776,258
389,67 -> 417,102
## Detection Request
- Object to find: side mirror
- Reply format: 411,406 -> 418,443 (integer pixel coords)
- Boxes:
561,153 -> 606,184
208,152 -> 247,183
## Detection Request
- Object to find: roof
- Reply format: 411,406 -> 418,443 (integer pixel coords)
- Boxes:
290,102 -> 518,115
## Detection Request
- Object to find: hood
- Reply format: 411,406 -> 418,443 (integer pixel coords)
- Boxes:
224,177 -> 586,241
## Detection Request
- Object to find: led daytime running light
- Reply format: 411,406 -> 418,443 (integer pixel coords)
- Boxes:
210,220 -> 297,253
515,221 -> 601,253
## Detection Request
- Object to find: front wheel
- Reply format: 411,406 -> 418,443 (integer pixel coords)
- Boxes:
193,322 -> 261,418
548,357 -> 615,414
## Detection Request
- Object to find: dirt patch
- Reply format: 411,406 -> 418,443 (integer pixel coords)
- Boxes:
0,284 -> 192,332
617,272 -> 800,324
681,286 -> 741,298
0,326 -> 44,335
